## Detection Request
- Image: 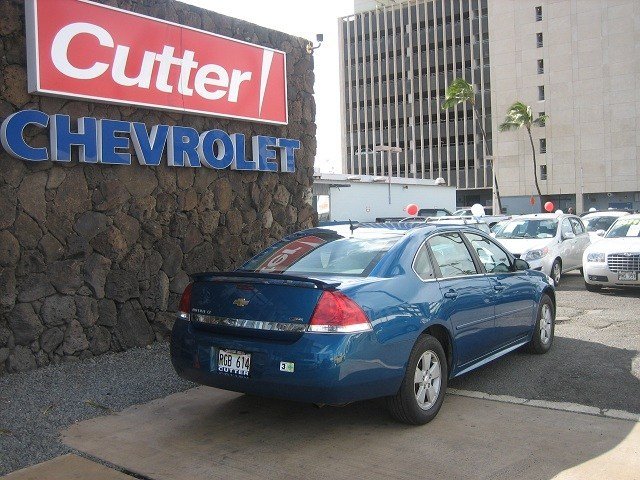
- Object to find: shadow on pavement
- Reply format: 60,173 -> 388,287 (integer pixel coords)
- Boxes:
450,336 -> 640,414
556,272 -> 640,297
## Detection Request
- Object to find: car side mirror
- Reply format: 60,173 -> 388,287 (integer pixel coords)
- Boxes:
513,258 -> 530,271
596,230 -> 606,237
562,232 -> 576,240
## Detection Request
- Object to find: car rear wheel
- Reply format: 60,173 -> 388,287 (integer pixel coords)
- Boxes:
551,259 -> 562,286
386,335 -> 448,425
527,294 -> 555,354
584,281 -> 601,292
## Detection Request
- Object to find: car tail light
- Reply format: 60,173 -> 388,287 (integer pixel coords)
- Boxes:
308,291 -> 372,333
178,283 -> 193,321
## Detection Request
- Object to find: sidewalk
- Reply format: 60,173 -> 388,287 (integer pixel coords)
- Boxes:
56,387 -> 639,480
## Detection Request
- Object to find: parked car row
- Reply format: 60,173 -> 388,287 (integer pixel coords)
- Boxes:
170,209 -> 638,428
487,210 -> 639,291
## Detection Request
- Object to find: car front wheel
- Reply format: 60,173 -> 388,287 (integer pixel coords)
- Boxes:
386,334 -> 448,425
550,259 -> 562,286
527,294 -> 555,354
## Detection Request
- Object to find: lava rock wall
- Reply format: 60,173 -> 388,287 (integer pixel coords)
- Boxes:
0,0 -> 317,373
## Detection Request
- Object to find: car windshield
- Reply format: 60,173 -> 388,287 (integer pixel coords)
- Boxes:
606,218 -> 640,238
239,231 -> 400,276
491,220 -> 509,234
496,219 -> 558,239
583,216 -> 620,232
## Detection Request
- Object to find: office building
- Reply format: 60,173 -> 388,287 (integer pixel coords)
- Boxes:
488,0 -> 640,213
339,0 -> 494,208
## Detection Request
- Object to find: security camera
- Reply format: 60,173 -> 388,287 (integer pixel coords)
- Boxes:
306,34 -> 324,54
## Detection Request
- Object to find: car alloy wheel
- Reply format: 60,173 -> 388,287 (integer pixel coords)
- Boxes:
539,303 -> 552,345
551,260 -> 561,285
386,334 -> 448,425
414,350 -> 442,410
527,294 -> 555,354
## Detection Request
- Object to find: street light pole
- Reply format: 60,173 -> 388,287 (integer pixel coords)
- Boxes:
374,145 -> 402,205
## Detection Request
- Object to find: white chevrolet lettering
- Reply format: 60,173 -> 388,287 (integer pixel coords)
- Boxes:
51,22 -> 114,80
50,22 -> 254,103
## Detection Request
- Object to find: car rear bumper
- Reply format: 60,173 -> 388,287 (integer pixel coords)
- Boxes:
170,318 -> 403,405
583,264 -> 640,287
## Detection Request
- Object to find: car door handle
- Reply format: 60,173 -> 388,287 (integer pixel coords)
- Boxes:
494,285 -> 506,291
443,289 -> 458,299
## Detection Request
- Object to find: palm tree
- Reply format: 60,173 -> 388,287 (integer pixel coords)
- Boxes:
442,78 -> 502,213
498,102 -> 549,211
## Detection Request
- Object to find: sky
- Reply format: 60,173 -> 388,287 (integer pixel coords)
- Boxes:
180,0 -> 355,173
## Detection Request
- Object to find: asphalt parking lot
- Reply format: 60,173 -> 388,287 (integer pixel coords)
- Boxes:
450,271 -> 640,415
1,271 -> 639,477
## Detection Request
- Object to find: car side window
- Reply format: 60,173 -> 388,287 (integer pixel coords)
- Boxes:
561,219 -> 573,237
465,233 -> 512,273
427,233 -> 478,277
570,218 -> 585,235
413,243 -> 435,280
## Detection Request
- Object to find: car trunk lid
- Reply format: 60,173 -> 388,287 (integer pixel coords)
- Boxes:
188,272 -> 338,338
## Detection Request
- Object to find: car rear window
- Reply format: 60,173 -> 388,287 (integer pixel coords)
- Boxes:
240,232 -> 400,276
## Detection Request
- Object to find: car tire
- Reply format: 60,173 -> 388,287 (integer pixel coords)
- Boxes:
527,294 -> 555,354
386,334 -> 448,425
579,267 -> 584,275
551,259 -> 562,286
584,281 -> 601,292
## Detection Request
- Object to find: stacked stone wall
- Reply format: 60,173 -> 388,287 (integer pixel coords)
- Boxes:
0,0 -> 317,372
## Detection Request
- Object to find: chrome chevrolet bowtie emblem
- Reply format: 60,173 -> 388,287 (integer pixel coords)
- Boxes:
233,298 -> 250,307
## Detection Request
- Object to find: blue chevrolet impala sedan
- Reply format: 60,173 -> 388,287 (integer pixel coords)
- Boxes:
170,223 -> 556,424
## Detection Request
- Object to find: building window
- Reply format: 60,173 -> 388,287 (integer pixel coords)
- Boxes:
540,138 -> 547,154
538,111 -> 546,126
538,85 -> 545,100
537,59 -> 544,74
540,164 -> 547,180
535,6 -> 543,21
536,32 -> 543,48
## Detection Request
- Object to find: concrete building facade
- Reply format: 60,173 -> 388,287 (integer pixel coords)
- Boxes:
339,0 -> 495,208
488,0 -> 640,214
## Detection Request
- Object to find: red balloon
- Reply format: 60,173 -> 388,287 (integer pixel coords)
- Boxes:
544,201 -> 554,212
406,204 -> 419,216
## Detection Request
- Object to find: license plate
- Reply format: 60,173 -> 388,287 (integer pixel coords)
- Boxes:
215,348 -> 251,376
618,271 -> 637,281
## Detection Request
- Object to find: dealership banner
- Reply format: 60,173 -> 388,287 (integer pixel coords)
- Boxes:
25,0 -> 288,124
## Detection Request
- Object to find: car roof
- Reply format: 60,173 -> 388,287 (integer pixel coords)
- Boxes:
582,211 -> 629,218
310,222 -> 486,240
510,213 -> 576,220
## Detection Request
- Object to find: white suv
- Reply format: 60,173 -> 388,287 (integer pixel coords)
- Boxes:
493,213 -> 591,285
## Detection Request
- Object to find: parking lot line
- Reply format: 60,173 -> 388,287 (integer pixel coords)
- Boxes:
448,388 -> 640,422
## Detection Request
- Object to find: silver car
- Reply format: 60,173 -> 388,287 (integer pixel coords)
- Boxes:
493,213 -> 591,285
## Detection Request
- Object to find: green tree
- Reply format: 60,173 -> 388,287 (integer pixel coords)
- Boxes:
498,102 -> 549,211
442,78 -> 502,214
